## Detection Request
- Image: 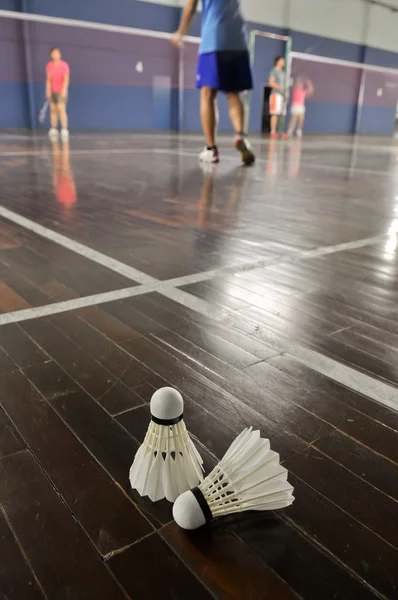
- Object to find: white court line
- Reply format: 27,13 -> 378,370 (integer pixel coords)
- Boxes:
287,349 -> 398,413
0,148 -> 193,158
0,285 -> 157,326
162,280 -> 398,413
0,204 -> 396,413
296,235 -> 386,259
0,202 -> 386,326
0,145 -> 395,176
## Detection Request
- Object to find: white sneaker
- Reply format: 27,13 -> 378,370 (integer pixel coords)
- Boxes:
199,147 -> 219,163
61,128 -> 69,141
296,129 -> 303,138
49,127 -> 59,140
235,136 -> 255,165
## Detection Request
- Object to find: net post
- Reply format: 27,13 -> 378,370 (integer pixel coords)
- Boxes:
178,45 -> 185,133
279,35 -> 292,136
355,69 -> 366,135
244,29 -> 256,134
20,1 -> 36,130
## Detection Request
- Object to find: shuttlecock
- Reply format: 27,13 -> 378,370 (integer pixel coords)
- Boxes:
129,387 -> 204,502
173,428 -> 294,529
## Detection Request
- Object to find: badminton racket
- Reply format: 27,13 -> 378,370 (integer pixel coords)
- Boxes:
38,100 -> 49,125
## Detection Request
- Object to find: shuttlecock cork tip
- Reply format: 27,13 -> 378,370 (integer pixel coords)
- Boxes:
150,387 -> 184,423
173,489 -> 208,530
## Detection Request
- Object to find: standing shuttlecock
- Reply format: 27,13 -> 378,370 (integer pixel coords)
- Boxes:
173,428 -> 294,529
129,387 -> 204,502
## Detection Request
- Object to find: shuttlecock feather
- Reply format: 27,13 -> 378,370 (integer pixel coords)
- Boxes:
129,387 -> 204,502
173,427 -> 294,529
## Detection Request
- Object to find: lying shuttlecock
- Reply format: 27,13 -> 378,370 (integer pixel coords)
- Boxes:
129,387 -> 204,502
173,428 -> 294,529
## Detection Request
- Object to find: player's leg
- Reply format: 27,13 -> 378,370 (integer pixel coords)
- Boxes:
270,94 -> 282,138
287,112 -> 298,136
196,52 -> 220,163
49,94 -> 59,139
58,99 -> 69,140
270,114 -> 278,137
296,110 -> 305,137
227,93 -> 244,135
200,86 -> 217,148
199,86 -> 219,162
224,51 -> 255,165
226,93 -> 255,165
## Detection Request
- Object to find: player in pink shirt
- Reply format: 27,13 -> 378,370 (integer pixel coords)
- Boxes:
287,75 -> 313,138
46,47 -> 70,141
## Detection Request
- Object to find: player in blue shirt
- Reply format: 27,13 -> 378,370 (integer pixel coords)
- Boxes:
173,0 -> 255,165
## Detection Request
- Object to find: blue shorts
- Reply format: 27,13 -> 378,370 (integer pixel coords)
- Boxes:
196,51 -> 253,93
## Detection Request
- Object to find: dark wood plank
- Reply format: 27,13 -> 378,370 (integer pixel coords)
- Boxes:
23,360 -> 80,401
0,450 -> 128,599
0,370 -> 153,556
239,303 -> 341,341
0,509 -> 44,600
161,522 -> 299,600
195,276 -> 354,332
50,387 -> 172,528
126,293 -> 278,366
284,447 -> 398,549
313,430 -> 398,500
0,407 -> 24,459
3,133 -> 398,600
246,359 -> 398,463
308,269 -> 398,311
102,298 -> 167,337
180,280 -> 250,311
231,308 -> 398,389
241,265 -> 316,294
224,270 -> 306,303
122,336 -> 312,458
267,354 -> 398,433
108,532 -> 213,600
128,292 -> 279,359
0,346 -> 18,374
47,310 -> 166,391
74,304 -> 141,343
332,325 -> 398,367
304,284 -> 398,318
0,323 -> 49,368
285,474 -> 398,599
307,332 -> 398,388
303,289 -> 398,331
235,516 -> 381,600
3,238 -> 134,297
0,263 -> 54,308
20,319 -> 143,415
0,280 -> 31,311
145,331 -> 333,444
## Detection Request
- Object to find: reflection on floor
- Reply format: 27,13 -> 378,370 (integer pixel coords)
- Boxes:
0,133 -> 397,600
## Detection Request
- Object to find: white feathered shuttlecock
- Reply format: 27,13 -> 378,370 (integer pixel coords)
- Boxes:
129,387 -> 204,502
173,427 -> 294,529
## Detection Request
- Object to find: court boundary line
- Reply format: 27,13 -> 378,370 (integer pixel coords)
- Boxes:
0,145 -> 394,177
1,205 -> 396,414
0,203 -> 386,325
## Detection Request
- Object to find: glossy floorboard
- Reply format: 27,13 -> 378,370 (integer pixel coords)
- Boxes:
0,133 -> 397,600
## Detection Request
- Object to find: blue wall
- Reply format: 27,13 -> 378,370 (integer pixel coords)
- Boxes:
0,0 -> 397,134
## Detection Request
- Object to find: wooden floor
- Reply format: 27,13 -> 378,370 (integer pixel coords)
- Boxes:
0,132 -> 397,600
